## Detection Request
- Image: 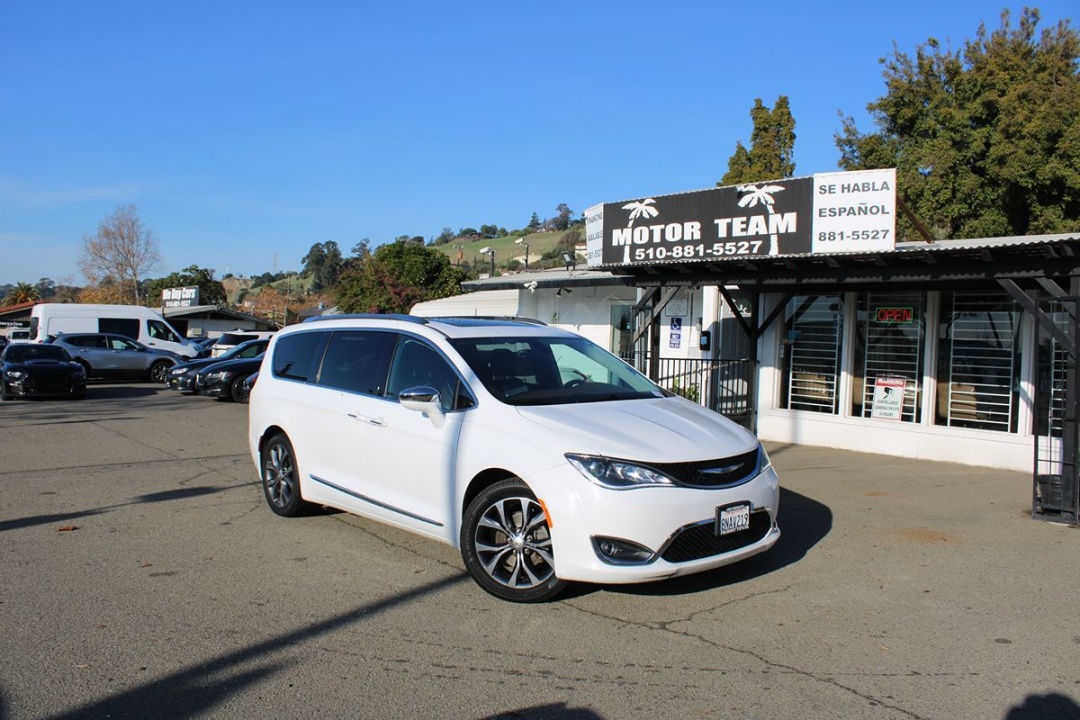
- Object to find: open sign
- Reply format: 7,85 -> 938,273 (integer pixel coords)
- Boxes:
875,307 -> 913,324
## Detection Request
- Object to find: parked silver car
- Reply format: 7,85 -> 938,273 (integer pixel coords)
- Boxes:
47,333 -> 180,383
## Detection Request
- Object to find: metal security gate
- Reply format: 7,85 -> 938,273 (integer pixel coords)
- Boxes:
1032,296 -> 1080,522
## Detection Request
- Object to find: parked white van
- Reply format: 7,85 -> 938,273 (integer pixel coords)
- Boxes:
29,304 -> 200,358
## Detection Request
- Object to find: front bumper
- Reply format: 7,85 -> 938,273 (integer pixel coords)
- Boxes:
3,375 -> 86,398
195,378 -> 229,398
166,374 -> 196,392
528,464 -> 781,585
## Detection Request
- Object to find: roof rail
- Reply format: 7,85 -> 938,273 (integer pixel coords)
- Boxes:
301,313 -> 428,325
427,316 -> 549,326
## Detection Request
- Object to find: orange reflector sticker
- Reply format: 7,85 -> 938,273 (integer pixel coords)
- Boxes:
537,498 -> 553,528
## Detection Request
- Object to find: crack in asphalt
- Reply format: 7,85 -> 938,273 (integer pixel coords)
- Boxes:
564,596 -> 931,720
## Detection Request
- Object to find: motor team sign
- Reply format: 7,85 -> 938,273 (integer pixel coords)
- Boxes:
585,168 -> 896,268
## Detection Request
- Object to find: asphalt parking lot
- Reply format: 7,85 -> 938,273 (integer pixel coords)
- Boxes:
1,383 -> 1078,720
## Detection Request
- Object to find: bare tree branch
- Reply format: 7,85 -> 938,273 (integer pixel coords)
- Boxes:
78,203 -> 162,304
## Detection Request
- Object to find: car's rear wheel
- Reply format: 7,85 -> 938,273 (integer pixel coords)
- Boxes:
261,434 -> 310,517
460,479 -> 567,603
149,360 -> 171,384
230,374 -> 251,403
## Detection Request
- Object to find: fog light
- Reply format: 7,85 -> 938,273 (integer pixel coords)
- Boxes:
593,536 -> 656,565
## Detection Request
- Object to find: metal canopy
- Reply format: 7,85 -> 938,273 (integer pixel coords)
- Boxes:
607,234 -> 1080,293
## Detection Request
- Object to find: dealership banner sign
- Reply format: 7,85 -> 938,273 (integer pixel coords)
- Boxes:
162,286 -> 200,308
585,168 -> 896,268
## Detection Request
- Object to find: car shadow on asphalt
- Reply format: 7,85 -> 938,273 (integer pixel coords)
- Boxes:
0,484 -> 252,533
25,574 -> 469,720
585,486 -> 833,599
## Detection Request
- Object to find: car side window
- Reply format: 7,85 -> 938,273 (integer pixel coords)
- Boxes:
74,335 -> 107,349
110,337 -> 139,351
316,330 -> 395,396
386,338 -> 465,412
238,342 -> 265,359
271,332 -> 328,382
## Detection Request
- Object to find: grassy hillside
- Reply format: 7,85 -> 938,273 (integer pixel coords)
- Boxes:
429,228 -> 583,269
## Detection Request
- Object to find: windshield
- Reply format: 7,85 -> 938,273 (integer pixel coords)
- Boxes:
450,335 -> 666,406
4,344 -> 71,363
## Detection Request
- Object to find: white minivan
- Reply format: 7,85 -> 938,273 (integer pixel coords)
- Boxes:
249,315 -> 781,602
30,304 -> 199,359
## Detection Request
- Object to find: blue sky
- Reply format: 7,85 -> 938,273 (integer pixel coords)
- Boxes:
1,1 -> 1074,286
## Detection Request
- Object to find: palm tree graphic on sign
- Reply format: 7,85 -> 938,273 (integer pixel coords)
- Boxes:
622,198 -> 658,227
620,198 -> 658,263
736,183 -> 785,255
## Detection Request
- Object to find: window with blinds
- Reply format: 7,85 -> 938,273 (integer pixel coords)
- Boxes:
781,295 -> 843,414
852,291 -> 925,422
936,291 -> 1020,432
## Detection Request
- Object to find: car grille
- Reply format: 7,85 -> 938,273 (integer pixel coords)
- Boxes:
659,510 -> 772,563
649,448 -> 761,488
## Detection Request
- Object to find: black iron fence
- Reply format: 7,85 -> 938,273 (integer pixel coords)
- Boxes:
623,353 -> 756,426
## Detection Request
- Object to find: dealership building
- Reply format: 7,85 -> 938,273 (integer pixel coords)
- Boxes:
452,170 -> 1080,522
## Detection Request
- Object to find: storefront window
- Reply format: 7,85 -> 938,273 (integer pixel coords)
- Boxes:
610,305 -> 634,360
852,291 -> 926,422
936,291 -> 1020,432
780,295 -> 843,413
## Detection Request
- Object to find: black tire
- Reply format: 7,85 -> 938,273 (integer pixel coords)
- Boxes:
260,434 -> 310,517
460,478 -> 567,603
230,374 -> 251,404
0,384 -> 12,401
149,360 -> 171,384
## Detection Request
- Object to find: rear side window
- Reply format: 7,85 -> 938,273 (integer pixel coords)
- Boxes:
99,318 -> 139,339
316,331 -> 396,396
68,335 -> 107,349
272,332 -> 328,382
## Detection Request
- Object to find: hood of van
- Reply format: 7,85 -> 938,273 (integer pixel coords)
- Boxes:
517,396 -> 756,462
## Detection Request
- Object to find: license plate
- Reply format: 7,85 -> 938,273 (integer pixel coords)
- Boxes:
716,504 -> 750,536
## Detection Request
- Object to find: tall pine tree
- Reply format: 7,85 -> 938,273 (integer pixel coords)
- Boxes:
719,96 -> 796,186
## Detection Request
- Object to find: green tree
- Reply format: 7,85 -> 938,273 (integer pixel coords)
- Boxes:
836,8 -> 1080,239
2,282 -> 40,306
719,96 -> 796,186
552,203 -> 573,231
302,241 -> 344,293
334,240 -> 466,314
431,227 -> 456,246
143,265 -> 227,307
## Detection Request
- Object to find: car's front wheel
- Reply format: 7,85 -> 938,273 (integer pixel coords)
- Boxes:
261,434 -> 311,517
149,360 -> 171,384
460,479 -> 567,603
230,374 -> 251,403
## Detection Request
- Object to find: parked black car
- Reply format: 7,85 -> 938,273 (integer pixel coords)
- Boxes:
166,338 -> 270,394
47,333 -> 181,383
195,354 -> 264,403
1,343 -> 87,401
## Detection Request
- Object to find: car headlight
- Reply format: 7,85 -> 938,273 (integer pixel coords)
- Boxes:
4,370 -> 26,380
565,453 -> 675,490
168,367 -> 188,377
204,370 -> 233,382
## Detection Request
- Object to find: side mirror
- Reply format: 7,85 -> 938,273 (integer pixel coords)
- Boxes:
398,385 -> 444,416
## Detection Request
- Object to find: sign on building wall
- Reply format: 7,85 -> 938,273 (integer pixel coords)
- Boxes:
162,286 -> 200,308
585,168 -> 896,268
870,376 -> 907,420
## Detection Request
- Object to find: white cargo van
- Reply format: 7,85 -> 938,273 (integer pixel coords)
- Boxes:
29,304 -> 199,358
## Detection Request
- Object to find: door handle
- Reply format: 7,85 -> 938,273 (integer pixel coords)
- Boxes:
347,413 -> 387,427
